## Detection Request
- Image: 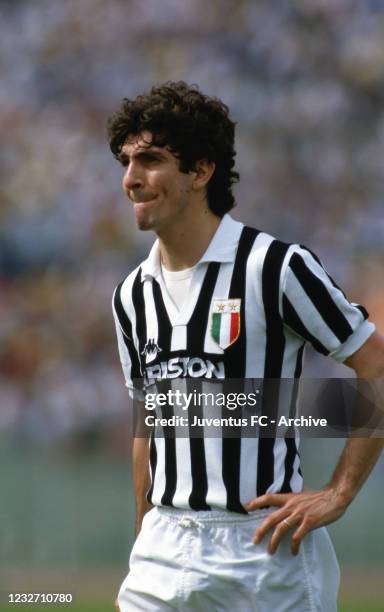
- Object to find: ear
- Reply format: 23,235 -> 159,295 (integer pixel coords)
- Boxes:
192,159 -> 216,191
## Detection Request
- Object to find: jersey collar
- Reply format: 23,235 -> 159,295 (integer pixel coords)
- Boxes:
141,214 -> 244,281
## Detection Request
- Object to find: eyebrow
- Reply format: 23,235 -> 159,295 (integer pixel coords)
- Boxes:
118,148 -> 166,165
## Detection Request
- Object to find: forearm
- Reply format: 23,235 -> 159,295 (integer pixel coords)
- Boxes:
248,436 -> 383,554
325,437 -> 384,508
132,435 -> 152,536
248,333 -> 384,554
332,332 -> 384,506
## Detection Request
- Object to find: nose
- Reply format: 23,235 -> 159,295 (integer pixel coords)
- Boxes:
122,161 -> 143,194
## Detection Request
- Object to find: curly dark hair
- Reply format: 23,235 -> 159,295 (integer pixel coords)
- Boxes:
107,81 -> 239,216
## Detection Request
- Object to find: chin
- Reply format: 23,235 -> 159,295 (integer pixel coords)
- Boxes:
137,223 -> 153,232
136,216 -> 157,232
134,204 -> 161,231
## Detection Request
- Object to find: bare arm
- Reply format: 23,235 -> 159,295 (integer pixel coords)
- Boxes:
246,331 -> 384,555
132,401 -> 152,536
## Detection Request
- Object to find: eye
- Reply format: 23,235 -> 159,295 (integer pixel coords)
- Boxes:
118,155 -> 129,167
141,153 -> 161,164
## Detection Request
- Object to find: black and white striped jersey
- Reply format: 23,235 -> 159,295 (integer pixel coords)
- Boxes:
112,215 -> 375,513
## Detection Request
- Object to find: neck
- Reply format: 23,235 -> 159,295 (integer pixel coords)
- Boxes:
157,203 -> 222,271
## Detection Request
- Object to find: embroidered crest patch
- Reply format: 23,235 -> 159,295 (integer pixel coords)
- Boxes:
211,299 -> 241,349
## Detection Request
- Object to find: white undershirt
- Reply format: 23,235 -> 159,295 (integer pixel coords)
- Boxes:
161,264 -> 195,311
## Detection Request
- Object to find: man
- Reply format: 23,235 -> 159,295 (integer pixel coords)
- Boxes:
108,81 -> 384,611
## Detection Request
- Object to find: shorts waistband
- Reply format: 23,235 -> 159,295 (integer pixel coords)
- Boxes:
155,505 -> 273,525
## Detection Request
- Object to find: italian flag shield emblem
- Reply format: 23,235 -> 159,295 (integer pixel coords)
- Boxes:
211,299 -> 241,349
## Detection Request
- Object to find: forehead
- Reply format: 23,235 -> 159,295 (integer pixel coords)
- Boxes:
124,130 -> 153,149
122,130 -> 166,156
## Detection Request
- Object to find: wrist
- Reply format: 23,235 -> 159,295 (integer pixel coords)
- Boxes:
324,484 -> 354,510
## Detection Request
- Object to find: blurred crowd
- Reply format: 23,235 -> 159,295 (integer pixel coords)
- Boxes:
1,0 -> 384,446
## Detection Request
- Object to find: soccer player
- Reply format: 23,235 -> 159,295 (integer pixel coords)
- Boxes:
108,82 -> 384,611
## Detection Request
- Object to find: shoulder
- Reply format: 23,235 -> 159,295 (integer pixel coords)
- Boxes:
112,263 -> 143,318
118,263 -> 143,298
245,228 -> 297,273
247,232 -> 320,270
245,232 -> 329,303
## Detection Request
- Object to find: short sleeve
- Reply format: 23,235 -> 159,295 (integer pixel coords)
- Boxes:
281,246 -> 375,363
112,285 -> 145,400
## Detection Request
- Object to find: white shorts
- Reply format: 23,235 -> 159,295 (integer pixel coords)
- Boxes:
117,506 -> 340,612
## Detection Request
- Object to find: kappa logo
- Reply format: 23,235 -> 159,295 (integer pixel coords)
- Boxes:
142,338 -> 162,363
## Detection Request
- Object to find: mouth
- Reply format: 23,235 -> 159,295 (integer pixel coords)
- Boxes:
131,195 -> 157,206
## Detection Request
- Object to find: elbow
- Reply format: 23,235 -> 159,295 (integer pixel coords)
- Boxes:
345,331 -> 384,379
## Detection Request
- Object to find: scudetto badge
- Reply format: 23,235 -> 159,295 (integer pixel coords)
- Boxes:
211,299 -> 241,349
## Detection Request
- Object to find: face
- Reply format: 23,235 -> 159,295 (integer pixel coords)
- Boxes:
119,131 -> 195,233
